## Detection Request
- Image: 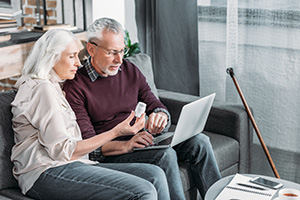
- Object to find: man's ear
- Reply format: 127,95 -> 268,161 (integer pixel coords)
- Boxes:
86,42 -> 95,57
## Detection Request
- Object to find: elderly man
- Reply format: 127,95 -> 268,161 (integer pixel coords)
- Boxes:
64,17 -> 221,199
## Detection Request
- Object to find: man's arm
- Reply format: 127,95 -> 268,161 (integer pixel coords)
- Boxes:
64,80 -> 97,139
134,65 -> 171,134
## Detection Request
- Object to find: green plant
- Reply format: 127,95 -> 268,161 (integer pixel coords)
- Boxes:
124,30 -> 141,58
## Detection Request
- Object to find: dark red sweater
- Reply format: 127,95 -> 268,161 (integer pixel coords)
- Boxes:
64,59 -> 167,139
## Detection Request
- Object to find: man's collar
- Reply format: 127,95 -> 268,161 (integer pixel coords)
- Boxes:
84,56 -> 122,82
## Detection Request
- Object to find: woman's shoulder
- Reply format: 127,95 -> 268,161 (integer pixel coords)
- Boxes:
15,75 -> 51,89
27,79 -> 55,96
13,76 -> 56,105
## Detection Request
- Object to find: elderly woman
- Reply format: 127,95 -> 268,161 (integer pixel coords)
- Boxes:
10,29 -> 170,200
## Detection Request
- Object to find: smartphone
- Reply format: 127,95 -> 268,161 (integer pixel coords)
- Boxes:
250,176 -> 283,190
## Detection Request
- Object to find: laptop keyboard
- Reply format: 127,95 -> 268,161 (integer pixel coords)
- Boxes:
152,132 -> 174,144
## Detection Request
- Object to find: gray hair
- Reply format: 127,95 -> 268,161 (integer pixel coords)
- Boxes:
22,29 -> 81,79
87,17 -> 125,43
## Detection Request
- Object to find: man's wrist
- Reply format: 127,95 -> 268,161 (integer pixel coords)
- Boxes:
153,108 -> 169,118
153,108 -> 171,132
89,146 -> 105,161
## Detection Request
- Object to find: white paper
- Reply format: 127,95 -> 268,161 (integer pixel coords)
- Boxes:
215,174 -> 278,200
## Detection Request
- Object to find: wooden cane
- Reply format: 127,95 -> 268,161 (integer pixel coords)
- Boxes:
226,67 -> 280,179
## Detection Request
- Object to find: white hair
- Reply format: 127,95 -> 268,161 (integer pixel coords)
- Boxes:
22,29 -> 81,79
87,17 -> 125,43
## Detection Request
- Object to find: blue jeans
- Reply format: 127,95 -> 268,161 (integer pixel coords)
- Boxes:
102,145 -> 185,200
27,161 -> 170,200
173,133 -> 222,198
102,133 -> 221,199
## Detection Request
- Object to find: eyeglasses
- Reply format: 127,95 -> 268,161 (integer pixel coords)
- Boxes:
90,42 -> 129,56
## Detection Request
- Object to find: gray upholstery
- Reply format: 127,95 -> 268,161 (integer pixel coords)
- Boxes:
0,53 -> 252,200
0,90 -> 33,199
125,53 -> 159,98
0,90 -> 18,190
0,194 -> 12,200
0,189 -> 32,200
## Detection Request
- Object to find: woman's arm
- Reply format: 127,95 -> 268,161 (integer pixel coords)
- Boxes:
99,131 -> 154,156
29,82 -> 145,161
71,112 -> 146,160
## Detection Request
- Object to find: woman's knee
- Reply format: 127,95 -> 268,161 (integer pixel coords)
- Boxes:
142,164 -> 168,186
162,147 -> 178,161
135,181 -> 158,200
141,164 -> 169,200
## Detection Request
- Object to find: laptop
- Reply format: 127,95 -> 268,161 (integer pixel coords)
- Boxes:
133,93 -> 216,150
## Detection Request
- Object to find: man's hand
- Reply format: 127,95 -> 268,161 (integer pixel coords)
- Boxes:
124,131 -> 154,152
145,112 -> 168,135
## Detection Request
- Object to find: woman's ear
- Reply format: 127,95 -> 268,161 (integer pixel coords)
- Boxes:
86,42 -> 95,57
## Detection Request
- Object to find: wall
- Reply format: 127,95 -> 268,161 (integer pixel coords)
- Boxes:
92,0 -> 138,43
0,0 -> 138,90
0,0 -> 58,90
22,0 -> 58,27
92,0 -> 125,26
0,76 -> 19,91
0,0 -> 93,91
1,0 -> 60,91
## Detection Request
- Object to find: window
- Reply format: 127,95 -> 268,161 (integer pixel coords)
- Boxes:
197,0 -> 300,184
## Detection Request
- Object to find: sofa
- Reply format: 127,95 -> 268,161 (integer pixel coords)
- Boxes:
0,53 -> 252,200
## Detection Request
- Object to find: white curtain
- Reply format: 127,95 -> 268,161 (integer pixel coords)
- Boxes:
198,0 -> 300,183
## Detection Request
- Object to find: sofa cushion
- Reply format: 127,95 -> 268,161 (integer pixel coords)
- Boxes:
0,90 -> 18,190
0,188 -> 33,200
179,162 -> 196,192
204,131 -> 239,172
125,53 -> 159,98
0,194 -> 12,200
178,162 -> 197,200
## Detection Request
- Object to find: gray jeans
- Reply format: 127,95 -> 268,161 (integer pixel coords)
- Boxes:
27,161 -> 170,200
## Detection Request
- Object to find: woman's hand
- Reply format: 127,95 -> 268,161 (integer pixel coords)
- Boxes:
73,111 -> 146,159
113,111 -> 146,137
123,131 -> 154,152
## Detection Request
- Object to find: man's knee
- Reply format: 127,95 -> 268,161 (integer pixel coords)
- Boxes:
197,133 -> 211,146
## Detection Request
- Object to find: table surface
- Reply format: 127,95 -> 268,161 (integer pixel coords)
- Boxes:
205,174 -> 300,200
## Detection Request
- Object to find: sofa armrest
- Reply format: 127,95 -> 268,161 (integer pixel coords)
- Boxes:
157,89 -> 253,173
0,194 -> 12,200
